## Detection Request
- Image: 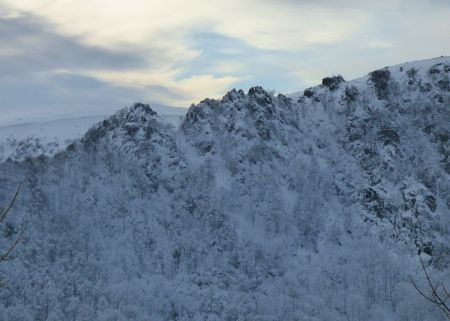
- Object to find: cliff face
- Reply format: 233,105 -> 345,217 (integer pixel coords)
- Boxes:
1,57 -> 449,321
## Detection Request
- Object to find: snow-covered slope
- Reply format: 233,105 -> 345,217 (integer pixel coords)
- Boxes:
0,105 -> 186,161
0,57 -> 449,321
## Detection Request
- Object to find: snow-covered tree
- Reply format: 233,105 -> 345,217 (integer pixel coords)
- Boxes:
0,186 -> 23,287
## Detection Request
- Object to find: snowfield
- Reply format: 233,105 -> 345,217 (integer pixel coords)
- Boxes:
0,57 -> 449,321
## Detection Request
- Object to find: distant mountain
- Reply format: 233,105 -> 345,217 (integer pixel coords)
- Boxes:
0,57 -> 449,321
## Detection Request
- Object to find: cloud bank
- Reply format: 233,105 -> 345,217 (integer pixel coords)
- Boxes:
0,0 -> 449,119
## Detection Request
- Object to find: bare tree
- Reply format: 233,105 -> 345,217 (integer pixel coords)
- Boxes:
0,185 -> 24,287
410,256 -> 450,320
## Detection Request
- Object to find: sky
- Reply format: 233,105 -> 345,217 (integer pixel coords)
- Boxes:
0,0 -> 449,123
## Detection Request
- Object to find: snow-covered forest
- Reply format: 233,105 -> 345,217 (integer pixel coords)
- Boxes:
1,57 -> 450,320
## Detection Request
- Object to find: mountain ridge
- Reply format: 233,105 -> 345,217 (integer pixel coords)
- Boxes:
0,56 -> 449,321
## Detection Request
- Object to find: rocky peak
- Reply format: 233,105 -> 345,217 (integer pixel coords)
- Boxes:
81,102 -> 170,150
322,75 -> 345,91
247,86 -> 273,106
222,88 -> 246,103
127,102 -> 157,119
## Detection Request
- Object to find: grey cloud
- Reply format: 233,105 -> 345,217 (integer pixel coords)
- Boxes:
0,14 -> 146,73
0,10 -> 188,118
0,69 -> 185,122
264,0 -> 450,9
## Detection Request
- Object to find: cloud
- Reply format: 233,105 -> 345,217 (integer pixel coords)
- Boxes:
0,0 -> 449,121
84,69 -> 238,106
0,7 -> 25,19
0,12 -> 153,121
0,13 -> 147,73
364,40 -> 393,50
0,8 -> 238,112
0,0 -> 368,51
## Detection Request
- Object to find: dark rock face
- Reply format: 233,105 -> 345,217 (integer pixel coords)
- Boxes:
322,75 -> 345,91
369,68 -> 391,99
222,88 -> 246,102
303,88 -> 315,98
248,86 -> 273,105
407,67 -> 418,85
420,242 -> 433,256
377,128 -> 400,146
425,195 -> 437,212
437,79 -> 450,91
342,86 -> 359,103
429,63 -> 450,75
124,123 -> 140,136
429,64 -> 442,74
130,102 -> 157,116
186,104 -> 207,123
362,188 -> 387,218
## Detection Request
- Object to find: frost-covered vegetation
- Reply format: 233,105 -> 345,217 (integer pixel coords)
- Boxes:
0,57 -> 450,320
